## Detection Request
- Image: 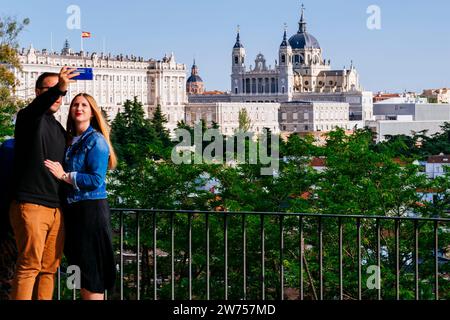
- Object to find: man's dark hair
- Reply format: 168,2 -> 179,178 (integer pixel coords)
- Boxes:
35,72 -> 59,90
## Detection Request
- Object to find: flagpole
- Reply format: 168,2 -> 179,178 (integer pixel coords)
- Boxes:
81,33 -> 84,52
50,32 -> 53,53
102,37 -> 106,53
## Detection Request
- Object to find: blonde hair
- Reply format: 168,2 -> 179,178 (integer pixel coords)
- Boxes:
67,93 -> 118,170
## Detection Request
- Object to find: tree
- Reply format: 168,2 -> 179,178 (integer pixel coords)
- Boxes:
151,104 -> 171,148
111,97 -> 160,166
238,108 -> 251,132
0,16 -> 30,141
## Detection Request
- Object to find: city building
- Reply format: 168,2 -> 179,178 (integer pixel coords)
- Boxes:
425,154 -> 450,179
374,93 -> 427,104
367,101 -> 450,142
422,88 -> 450,104
185,102 -> 280,136
279,101 -> 350,133
373,92 -> 401,103
11,42 -> 187,133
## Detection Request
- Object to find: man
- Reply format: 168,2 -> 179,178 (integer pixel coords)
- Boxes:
9,66 -> 78,300
0,138 -> 16,300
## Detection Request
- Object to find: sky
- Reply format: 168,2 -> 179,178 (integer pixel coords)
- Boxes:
2,0 -> 450,93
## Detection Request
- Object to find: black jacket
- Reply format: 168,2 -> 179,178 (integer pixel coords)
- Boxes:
0,139 -> 15,236
12,86 -> 67,208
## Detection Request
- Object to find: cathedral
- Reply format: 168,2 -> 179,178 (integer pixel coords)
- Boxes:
230,5 -> 361,103
186,60 -> 205,95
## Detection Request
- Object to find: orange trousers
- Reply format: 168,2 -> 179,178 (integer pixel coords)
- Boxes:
9,201 -> 64,300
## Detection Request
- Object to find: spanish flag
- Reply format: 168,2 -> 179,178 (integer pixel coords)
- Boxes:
81,31 -> 91,38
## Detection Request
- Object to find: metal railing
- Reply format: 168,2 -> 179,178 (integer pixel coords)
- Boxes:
56,209 -> 450,300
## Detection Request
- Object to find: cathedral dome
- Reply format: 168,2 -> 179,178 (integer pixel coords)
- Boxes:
288,32 -> 320,49
186,60 -> 205,95
288,5 -> 320,50
187,74 -> 203,83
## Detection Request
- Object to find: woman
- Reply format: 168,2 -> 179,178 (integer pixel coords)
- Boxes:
44,93 -> 117,300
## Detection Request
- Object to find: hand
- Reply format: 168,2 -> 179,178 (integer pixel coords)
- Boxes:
57,66 -> 79,92
44,160 -> 66,180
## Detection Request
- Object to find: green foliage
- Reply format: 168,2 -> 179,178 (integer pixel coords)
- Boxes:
238,108 -> 251,132
151,104 -> 171,148
376,122 -> 450,160
111,97 -> 168,165
0,16 -> 29,141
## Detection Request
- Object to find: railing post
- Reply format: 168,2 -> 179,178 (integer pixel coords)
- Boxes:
242,214 -> 247,300
206,213 -> 210,300
414,220 -> 419,301
395,219 -> 400,300
357,218 -> 361,301
377,218 -> 381,301
339,217 -> 343,300
136,211 -> 140,300
260,214 -> 265,300
280,215 -> 284,301
57,267 -> 61,301
434,220 -> 439,300
153,212 -> 157,301
318,216 -> 323,300
171,212 -> 175,301
299,216 -> 304,301
224,212 -> 228,300
120,210 -> 124,300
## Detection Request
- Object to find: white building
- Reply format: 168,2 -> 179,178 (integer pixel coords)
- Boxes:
12,44 -> 187,133
185,102 -> 280,136
422,88 -> 450,104
425,154 -> 450,179
368,102 -> 450,142
279,101 -> 351,133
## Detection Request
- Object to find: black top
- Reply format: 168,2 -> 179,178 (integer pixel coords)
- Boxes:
0,139 -> 15,236
12,86 -> 67,208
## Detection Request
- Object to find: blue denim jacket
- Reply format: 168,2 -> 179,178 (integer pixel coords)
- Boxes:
64,126 -> 110,204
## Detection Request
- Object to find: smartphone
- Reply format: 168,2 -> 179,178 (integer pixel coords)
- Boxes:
73,67 -> 93,80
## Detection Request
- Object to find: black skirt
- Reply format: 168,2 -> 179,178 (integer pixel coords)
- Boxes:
63,199 -> 116,293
